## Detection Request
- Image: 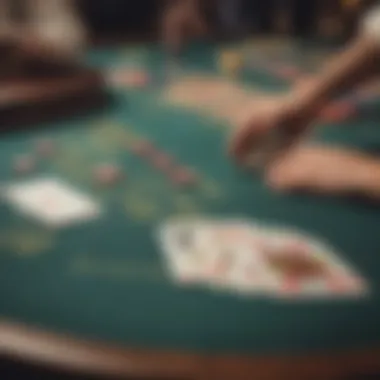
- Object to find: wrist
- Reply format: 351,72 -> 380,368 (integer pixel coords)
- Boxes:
356,160 -> 380,199
287,78 -> 328,119
280,85 -> 325,135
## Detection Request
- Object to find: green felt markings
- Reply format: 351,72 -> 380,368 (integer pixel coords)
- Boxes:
124,193 -> 159,222
0,227 -> 55,257
70,254 -> 165,282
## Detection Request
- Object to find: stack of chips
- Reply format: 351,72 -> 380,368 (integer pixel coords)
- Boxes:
219,49 -> 243,78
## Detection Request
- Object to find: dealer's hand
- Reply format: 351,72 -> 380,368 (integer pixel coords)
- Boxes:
266,145 -> 380,198
229,95 -> 316,164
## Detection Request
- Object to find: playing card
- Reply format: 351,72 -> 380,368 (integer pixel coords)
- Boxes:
199,222 -> 273,295
158,219 -> 211,285
253,229 -> 369,299
157,218 -> 259,290
157,218 -> 369,300
166,219 -> 275,294
3,178 -> 102,228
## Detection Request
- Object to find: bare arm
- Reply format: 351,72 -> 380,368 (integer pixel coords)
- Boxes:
291,37 -> 380,114
289,8 -> 380,118
356,159 -> 380,200
230,7 -> 380,165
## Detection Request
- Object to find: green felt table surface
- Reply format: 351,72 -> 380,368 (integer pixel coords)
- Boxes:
1,42 -> 380,356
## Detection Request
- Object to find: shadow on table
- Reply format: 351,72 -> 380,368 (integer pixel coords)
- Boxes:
1,356 -> 380,380
0,357 -> 176,380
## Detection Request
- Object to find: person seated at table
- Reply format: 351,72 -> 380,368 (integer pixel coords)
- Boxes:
229,5 -> 380,200
161,0 -> 245,53
161,0 -> 319,53
0,0 -> 87,60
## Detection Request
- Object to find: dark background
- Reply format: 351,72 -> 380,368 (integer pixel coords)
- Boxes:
76,0 -> 377,43
77,0 -> 326,40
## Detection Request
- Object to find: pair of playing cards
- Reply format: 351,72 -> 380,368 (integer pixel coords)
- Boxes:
157,218 -> 368,299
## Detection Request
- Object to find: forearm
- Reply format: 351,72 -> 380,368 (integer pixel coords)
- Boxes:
291,35 -> 380,117
356,158 -> 380,200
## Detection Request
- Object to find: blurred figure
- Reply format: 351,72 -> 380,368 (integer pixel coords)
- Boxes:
161,0 -> 207,53
161,0 -> 246,53
0,0 -> 87,60
160,0 -> 322,53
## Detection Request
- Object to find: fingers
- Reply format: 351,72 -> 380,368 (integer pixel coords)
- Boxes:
265,147 -> 315,192
266,159 -> 302,191
228,122 -> 258,162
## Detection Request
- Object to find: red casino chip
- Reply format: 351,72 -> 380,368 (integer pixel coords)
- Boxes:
130,140 -> 155,157
170,168 -> 197,186
93,163 -> 123,186
275,65 -> 302,81
14,155 -> 36,174
151,152 -> 173,171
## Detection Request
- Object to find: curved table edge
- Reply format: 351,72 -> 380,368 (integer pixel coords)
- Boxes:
1,320 -> 380,380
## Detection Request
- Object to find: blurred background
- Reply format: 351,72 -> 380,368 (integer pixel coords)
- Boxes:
1,1 -> 379,380
77,0 -> 377,43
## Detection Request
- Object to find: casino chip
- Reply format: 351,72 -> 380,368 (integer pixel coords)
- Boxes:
93,163 -> 123,186
219,50 -> 243,77
35,138 -> 56,157
130,140 -> 155,157
170,168 -> 197,186
109,68 -> 149,88
151,152 -> 172,171
14,155 -> 36,174
274,65 -> 302,81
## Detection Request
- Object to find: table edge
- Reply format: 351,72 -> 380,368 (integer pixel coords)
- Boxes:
1,320 -> 380,380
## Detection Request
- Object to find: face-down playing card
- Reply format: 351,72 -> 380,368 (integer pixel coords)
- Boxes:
3,177 -> 102,227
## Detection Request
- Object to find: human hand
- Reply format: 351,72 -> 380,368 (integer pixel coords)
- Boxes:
266,145 -> 377,197
229,95 -> 317,165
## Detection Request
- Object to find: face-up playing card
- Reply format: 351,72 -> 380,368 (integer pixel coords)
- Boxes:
3,178 -> 102,227
158,219 -> 210,285
253,229 -> 368,299
158,218 -> 274,295
157,218 -> 369,300
199,222 -> 274,295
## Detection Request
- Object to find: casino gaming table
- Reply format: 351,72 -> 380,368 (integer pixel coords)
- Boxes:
1,41 -> 380,380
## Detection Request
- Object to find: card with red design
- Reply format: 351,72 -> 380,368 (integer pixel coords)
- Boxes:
257,231 -> 368,299
158,218 -> 272,295
157,219 -> 369,299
